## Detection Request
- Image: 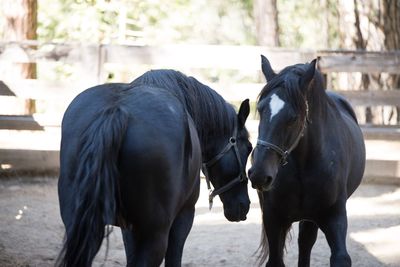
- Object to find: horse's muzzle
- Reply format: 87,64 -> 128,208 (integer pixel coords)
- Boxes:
224,201 -> 250,222
248,167 -> 274,192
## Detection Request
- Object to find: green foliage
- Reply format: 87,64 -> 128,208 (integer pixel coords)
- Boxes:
37,0 -> 255,45
4,0 -> 350,49
278,0 -> 341,49
38,0 -> 119,42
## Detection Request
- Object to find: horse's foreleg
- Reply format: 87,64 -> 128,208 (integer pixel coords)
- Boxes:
164,206 -> 195,267
318,202 -> 351,267
264,212 -> 291,267
297,220 -> 318,267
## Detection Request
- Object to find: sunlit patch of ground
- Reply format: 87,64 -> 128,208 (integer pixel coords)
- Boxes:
351,226 -> 400,265
347,186 -> 400,266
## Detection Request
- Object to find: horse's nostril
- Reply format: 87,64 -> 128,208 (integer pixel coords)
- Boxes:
265,176 -> 273,185
251,175 -> 274,191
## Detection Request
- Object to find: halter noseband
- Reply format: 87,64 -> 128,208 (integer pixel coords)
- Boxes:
202,119 -> 247,210
256,101 -> 309,165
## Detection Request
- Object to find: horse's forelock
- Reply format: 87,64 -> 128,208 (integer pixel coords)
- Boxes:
258,64 -> 308,118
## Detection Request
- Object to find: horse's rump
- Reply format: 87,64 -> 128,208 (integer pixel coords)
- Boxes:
58,84 -> 130,266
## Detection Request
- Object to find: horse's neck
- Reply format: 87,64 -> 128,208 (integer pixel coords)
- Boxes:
199,125 -> 232,159
198,121 -> 233,164
297,94 -> 332,157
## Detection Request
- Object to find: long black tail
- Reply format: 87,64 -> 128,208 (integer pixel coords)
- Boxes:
57,105 -> 129,267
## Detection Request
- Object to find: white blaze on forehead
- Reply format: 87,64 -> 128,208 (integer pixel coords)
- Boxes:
269,93 -> 285,121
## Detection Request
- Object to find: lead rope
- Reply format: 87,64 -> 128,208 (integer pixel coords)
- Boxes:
201,166 -> 214,210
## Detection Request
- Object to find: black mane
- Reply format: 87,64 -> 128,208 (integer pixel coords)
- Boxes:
258,62 -> 327,118
130,69 -> 236,142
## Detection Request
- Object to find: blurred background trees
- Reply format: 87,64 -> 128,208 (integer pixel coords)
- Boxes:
1,0 -> 399,123
2,0 -> 397,51
1,0 -> 37,113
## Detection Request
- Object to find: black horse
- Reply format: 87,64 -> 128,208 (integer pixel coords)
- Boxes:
57,69 -> 252,266
248,56 -> 365,267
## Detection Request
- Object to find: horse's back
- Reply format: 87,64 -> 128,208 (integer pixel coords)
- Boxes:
327,91 -> 358,123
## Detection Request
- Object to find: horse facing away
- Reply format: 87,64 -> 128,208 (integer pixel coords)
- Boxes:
248,56 -> 365,267
57,69 -> 252,267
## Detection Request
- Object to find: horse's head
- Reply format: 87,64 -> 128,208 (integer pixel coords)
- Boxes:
248,55 -> 316,191
202,99 -> 252,222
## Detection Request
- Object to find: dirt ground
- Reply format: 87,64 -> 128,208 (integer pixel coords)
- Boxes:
0,176 -> 399,267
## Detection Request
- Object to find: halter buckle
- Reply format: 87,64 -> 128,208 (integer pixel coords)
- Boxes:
280,151 -> 289,165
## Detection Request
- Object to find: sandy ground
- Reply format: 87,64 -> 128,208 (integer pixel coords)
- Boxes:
0,176 -> 399,267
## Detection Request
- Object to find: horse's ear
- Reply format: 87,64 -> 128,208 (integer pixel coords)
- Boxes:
261,55 -> 276,82
300,59 -> 317,92
238,99 -> 250,128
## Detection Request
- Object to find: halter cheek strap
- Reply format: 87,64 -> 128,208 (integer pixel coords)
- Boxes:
202,120 -> 247,210
256,122 -> 305,165
257,101 -> 309,165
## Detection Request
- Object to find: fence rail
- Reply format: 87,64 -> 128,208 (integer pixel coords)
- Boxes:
317,50 -> 400,73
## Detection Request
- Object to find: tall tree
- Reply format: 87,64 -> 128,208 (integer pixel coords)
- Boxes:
381,0 -> 400,123
353,0 -> 375,123
1,0 -> 37,114
253,0 -> 279,47
337,0 -> 400,124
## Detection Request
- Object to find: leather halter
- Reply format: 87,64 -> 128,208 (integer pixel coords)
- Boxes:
202,119 -> 247,210
256,101 -> 309,166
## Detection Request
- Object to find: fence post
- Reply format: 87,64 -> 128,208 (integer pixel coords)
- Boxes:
79,44 -> 103,88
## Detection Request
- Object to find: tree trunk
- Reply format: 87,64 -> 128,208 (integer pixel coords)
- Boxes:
353,0 -> 374,123
2,0 -> 37,114
253,0 -> 280,47
381,0 -> 400,123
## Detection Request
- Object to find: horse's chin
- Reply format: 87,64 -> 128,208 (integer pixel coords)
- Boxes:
223,205 -> 249,222
224,212 -> 246,222
254,183 -> 273,192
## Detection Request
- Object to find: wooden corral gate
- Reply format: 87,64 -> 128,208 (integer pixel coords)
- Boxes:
0,42 -> 399,183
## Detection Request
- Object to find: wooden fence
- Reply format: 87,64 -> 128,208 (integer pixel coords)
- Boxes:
0,42 -> 399,182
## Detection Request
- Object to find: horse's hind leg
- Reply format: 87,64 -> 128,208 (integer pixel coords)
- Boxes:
318,201 -> 351,267
298,220 -> 318,267
122,227 -> 169,267
164,206 -> 195,267
121,228 -> 136,266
